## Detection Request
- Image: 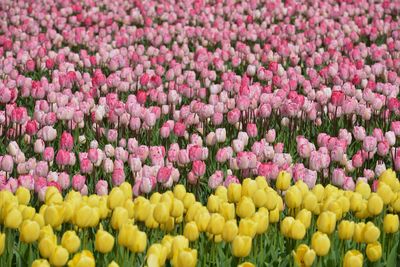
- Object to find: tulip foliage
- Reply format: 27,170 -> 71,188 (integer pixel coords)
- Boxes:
0,170 -> 399,266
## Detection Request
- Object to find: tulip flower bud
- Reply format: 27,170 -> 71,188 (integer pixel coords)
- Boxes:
60,231 -> 80,254
338,220 -> 355,240
367,193 -> 383,215
236,197 -> 255,218
19,220 -> 40,243
49,245 -> 69,267
31,259 -> 50,267
15,187 -> 30,205
108,187 -> 125,209
207,213 -> 225,235
363,222 -> 380,243
317,211 -> 336,234
366,242 -> 382,262
311,231 -> 330,256
231,235 -> 252,258
276,171 -> 291,191
227,183 -> 242,203
238,218 -> 257,238
343,250 -> 363,267
222,220 -> 238,242
383,214 -> 399,234
184,222 -> 199,241
95,226 -> 115,253
111,207 -> 129,230
5,208 -> 22,229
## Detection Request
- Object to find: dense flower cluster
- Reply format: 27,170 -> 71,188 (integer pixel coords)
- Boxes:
0,0 -> 400,265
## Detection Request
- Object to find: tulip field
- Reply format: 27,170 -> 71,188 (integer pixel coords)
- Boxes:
1,0 -> 400,266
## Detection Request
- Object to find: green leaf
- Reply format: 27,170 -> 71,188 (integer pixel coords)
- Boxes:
387,237 -> 398,267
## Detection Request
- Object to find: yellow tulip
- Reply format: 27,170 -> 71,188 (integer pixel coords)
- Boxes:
296,209 -> 311,228
366,242 -> 382,262
173,184 -> 186,200
317,211 -> 336,234
118,223 -> 138,248
264,190 -> 278,210
293,244 -> 315,267
238,218 -> 257,238
154,202 -> 170,224
5,208 -> 22,229
355,181 -> 371,199
231,235 -> 252,258
338,220 -> 354,240
111,207 -> 129,230
15,187 -> 30,205
353,222 -> 365,243
367,193 -> 383,215
222,219 -> 238,242
238,262 -> 255,267
350,193 -> 363,212
252,189 -> 267,208
147,244 -> 168,266
145,205 -> 159,229
280,216 -> 295,237
150,192 -> 161,204
269,207 -> 280,223
171,235 -> 189,256
31,259 -> 50,267
377,182 -> 394,204
67,250 -> 95,267
383,214 -> 399,233
183,193 -> 196,210
74,205 -> 93,228
107,261 -> 119,267
174,248 -> 197,267
33,213 -> 45,228
19,219 -> 40,243
61,231 -> 81,254
129,230 -> 147,253
311,231 -> 330,256
363,222 -> 380,243
255,175 -> 268,189
171,199 -> 184,218
207,213 -> 225,235
108,187 -> 125,209
44,205 -> 64,228
194,209 -> 210,232
134,197 -> 151,221
227,183 -> 242,203
119,182 -> 133,200
242,178 -> 258,197
285,186 -> 302,209
49,245 -> 69,267
215,186 -> 228,202
276,171 -> 291,191
290,219 -> 306,240
184,222 -> 199,241
343,250 -> 363,267
236,196 -> 255,218
207,195 -> 221,213
45,187 -> 63,205
95,226 -> 115,253
252,210 -> 269,234
220,202 -> 235,220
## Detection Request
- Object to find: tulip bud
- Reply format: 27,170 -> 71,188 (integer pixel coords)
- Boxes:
317,211 -> 336,234
31,259 -> 50,267
231,235 -> 252,258
311,232 -> 330,256
383,214 -> 399,234
363,222 -> 380,243
184,222 -> 199,241
276,171 -> 291,191
236,197 -> 255,218
19,220 -> 40,243
49,245 -> 69,267
338,220 -> 355,240
16,187 -> 31,205
227,183 -> 242,203
343,250 -> 363,267
95,226 -> 115,253
366,242 -> 382,262
367,193 -> 383,215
